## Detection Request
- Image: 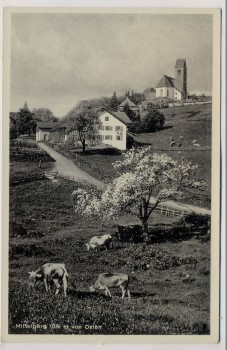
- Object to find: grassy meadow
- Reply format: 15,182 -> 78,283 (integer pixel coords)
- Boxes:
9,177 -> 210,335
8,103 -> 211,335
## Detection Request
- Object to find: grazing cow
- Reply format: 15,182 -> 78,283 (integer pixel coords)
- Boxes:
89,273 -> 130,299
28,263 -> 69,296
86,234 -> 113,252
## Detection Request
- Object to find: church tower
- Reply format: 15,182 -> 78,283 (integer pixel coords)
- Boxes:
175,59 -> 187,100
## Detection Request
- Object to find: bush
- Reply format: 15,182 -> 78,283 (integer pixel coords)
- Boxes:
129,107 -> 165,133
116,225 -> 143,243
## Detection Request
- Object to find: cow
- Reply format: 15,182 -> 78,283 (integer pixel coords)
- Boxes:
28,263 -> 69,296
85,234 -> 113,252
89,273 -> 131,299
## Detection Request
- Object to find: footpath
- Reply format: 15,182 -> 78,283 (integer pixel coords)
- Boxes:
38,143 -> 104,190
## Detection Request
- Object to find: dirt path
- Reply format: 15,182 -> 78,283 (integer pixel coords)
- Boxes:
150,198 -> 211,216
40,142 -> 210,217
39,143 -> 104,190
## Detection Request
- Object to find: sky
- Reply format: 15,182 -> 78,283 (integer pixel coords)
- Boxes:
10,13 -> 213,118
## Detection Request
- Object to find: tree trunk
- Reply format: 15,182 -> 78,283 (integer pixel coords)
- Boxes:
142,220 -> 149,242
82,139 -> 86,153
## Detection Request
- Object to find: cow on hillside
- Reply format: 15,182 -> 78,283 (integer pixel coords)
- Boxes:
28,263 -> 69,296
89,273 -> 131,299
86,234 -> 113,252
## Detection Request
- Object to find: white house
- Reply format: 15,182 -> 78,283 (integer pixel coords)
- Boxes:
95,107 -> 132,151
36,121 -> 59,141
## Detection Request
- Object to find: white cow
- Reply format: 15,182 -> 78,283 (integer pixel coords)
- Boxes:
86,234 -> 113,251
28,263 -> 69,296
89,273 -> 131,299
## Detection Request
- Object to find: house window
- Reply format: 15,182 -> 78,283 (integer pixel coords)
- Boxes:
98,125 -> 104,130
116,135 -> 122,141
105,126 -> 113,131
160,89 -> 163,97
105,116 -> 109,121
105,135 -> 112,140
97,135 -> 105,140
167,90 -> 169,97
115,126 -> 122,132
178,69 -> 181,74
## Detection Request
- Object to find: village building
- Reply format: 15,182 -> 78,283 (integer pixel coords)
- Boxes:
36,108 -> 131,151
138,87 -> 156,111
49,119 -> 69,143
36,121 -> 59,141
117,97 -> 139,114
156,59 -> 187,101
143,87 -> 156,102
96,107 -> 132,151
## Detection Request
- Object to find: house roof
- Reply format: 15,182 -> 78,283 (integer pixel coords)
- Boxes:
156,75 -> 175,88
118,97 -> 137,108
51,119 -> 69,131
95,107 -> 132,124
36,121 -> 59,130
143,87 -> 156,96
110,111 -> 132,124
175,59 -> 186,68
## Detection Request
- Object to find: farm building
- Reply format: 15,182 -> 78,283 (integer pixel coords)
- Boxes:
117,97 -> 139,114
156,59 -> 188,101
36,121 -> 59,141
49,119 -> 69,143
143,87 -> 156,102
96,107 -> 132,151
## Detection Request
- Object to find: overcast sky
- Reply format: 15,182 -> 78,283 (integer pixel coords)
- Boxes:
10,13 -> 213,117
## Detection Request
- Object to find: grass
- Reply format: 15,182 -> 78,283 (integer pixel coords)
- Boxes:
10,161 -> 53,176
9,178 -> 210,335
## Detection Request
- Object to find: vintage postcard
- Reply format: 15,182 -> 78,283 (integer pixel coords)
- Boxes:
1,7 -> 221,344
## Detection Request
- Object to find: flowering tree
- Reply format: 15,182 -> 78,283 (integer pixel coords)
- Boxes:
72,147 -> 207,237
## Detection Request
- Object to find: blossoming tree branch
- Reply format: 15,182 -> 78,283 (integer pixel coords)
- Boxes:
72,147 -> 207,238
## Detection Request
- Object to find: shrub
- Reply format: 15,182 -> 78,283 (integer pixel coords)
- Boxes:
116,225 -> 144,243
129,107 -> 165,133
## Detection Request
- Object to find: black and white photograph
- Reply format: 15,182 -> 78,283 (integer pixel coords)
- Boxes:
2,7 -> 222,343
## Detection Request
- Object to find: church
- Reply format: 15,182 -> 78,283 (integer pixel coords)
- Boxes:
156,59 -> 188,101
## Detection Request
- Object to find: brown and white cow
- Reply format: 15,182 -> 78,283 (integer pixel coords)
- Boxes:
86,234 -> 113,252
89,273 -> 130,299
28,263 -> 69,296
